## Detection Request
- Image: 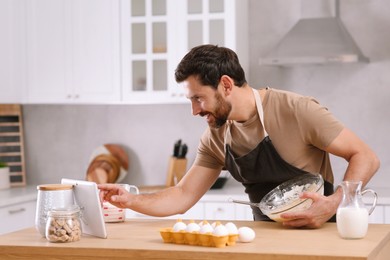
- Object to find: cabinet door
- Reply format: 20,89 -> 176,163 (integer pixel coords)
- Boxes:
0,0 -> 26,103
234,203 -> 253,221
204,202 -> 235,220
182,0 -> 248,73
121,0 -> 186,104
26,0 -> 121,104
26,0 -> 71,103
71,0 -> 121,103
0,200 -> 36,235
125,202 -> 204,220
185,0 -> 226,50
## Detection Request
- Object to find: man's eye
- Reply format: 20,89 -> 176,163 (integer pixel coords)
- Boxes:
192,96 -> 202,102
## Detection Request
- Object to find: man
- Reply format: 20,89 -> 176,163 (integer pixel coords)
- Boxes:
99,45 -> 379,228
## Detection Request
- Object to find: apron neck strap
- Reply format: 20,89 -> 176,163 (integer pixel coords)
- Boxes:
252,88 -> 268,137
224,88 -> 268,149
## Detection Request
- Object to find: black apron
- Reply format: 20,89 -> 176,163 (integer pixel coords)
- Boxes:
224,89 -> 335,221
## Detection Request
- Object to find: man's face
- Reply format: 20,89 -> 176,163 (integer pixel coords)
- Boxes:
182,76 -> 232,128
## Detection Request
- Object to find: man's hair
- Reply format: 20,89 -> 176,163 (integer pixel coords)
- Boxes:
175,44 -> 247,89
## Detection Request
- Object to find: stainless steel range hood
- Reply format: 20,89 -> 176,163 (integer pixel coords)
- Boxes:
260,1 -> 369,66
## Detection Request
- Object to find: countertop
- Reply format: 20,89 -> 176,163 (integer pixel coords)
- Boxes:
139,179 -> 390,204
2,179 -> 390,208
0,185 -> 37,208
0,219 -> 389,260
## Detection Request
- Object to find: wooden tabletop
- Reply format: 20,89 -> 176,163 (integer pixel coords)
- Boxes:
0,219 -> 390,260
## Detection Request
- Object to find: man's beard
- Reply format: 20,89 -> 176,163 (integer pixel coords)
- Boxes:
208,91 -> 232,128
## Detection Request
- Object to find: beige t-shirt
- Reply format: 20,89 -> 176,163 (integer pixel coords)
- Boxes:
194,88 -> 344,184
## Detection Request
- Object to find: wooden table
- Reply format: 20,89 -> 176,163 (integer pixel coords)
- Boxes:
0,219 -> 389,260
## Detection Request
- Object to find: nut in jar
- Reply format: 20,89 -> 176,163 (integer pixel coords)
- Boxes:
45,205 -> 82,243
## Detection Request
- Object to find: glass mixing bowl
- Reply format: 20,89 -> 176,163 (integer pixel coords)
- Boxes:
259,173 -> 324,222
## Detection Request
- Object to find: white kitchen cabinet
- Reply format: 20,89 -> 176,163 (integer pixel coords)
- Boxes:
181,0 -> 249,74
25,0 -> 121,104
0,0 -> 26,103
204,202 -> 235,220
0,200 -> 36,235
120,0 -> 248,104
125,201 -> 204,220
234,203 -> 253,221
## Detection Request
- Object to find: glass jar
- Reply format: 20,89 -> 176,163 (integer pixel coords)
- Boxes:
35,184 -> 74,237
45,206 -> 82,243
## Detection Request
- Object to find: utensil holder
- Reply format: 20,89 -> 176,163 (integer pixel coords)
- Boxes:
166,157 -> 187,186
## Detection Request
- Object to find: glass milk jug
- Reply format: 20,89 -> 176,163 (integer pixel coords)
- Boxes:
336,181 -> 377,239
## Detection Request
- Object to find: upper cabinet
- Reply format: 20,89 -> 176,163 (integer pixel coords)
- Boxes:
120,0 -> 248,104
25,0 -> 121,104
0,0 -> 26,104
1,0 -> 248,105
182,0 -> 248,74
120,0 -> 183,104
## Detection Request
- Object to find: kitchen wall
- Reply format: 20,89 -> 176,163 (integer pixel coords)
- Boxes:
23,0 -> 389,189
248,0 -> 390,188
23,104 -> 206,186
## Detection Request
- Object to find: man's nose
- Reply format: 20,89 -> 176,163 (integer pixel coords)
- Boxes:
191,102 -> 201,116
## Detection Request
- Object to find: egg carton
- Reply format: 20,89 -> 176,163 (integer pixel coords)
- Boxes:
159,228 -> 238,248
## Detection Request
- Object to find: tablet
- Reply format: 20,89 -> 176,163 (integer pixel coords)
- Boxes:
61,178 -> 107,238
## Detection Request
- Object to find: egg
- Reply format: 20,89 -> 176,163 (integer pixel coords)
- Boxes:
186,220 -> 200,233
238,227 -> 255,243
224,222 -> 238,235
212,222 -> 229,236
211,221 -> 218,229
199,222 -> 213,234
172,219 -> 187,232
198,220 -> 207,227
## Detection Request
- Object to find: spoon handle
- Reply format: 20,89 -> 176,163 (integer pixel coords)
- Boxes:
229,198 -> 260,207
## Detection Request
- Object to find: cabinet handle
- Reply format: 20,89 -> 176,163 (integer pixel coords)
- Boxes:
74,94 -> 79,99
8,208 -> 26,214
67,94 -> 72,99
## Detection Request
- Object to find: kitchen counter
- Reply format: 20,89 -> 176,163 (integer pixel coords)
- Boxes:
0,219 -> 389,260
3,180 -> 390,207
0,185 -> 37,208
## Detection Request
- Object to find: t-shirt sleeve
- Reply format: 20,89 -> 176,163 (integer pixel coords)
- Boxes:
193,128 -> 225,170
295,97 -> 344,149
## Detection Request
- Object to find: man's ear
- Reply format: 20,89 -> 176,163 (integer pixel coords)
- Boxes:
220,75 -> 234,96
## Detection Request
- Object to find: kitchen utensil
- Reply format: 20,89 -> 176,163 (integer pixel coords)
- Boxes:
172,139 -> 188,158
0,104 -> 26,187
35,184 -> 75,237
86,144 -> 129,184
336,180 -> 377,239
173,139 -> 182,157
165,157 -> 187,187
231,173 -> 324,222
102,183 -> 139,223
45,205 -> 82,243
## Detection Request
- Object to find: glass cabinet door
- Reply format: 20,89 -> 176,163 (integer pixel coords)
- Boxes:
186,0 -> 225,51
122,0 -> 170,100
120,0 -> 247,104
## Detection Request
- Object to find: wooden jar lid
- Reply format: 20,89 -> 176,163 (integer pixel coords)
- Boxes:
37,184 -> 73,191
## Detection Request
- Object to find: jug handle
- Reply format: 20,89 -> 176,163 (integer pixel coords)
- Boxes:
362,189 -> 378,215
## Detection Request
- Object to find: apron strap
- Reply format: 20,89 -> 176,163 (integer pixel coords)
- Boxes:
252,89 -> 268,137
224,121 -> 233,153
224,89 -> 268,150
